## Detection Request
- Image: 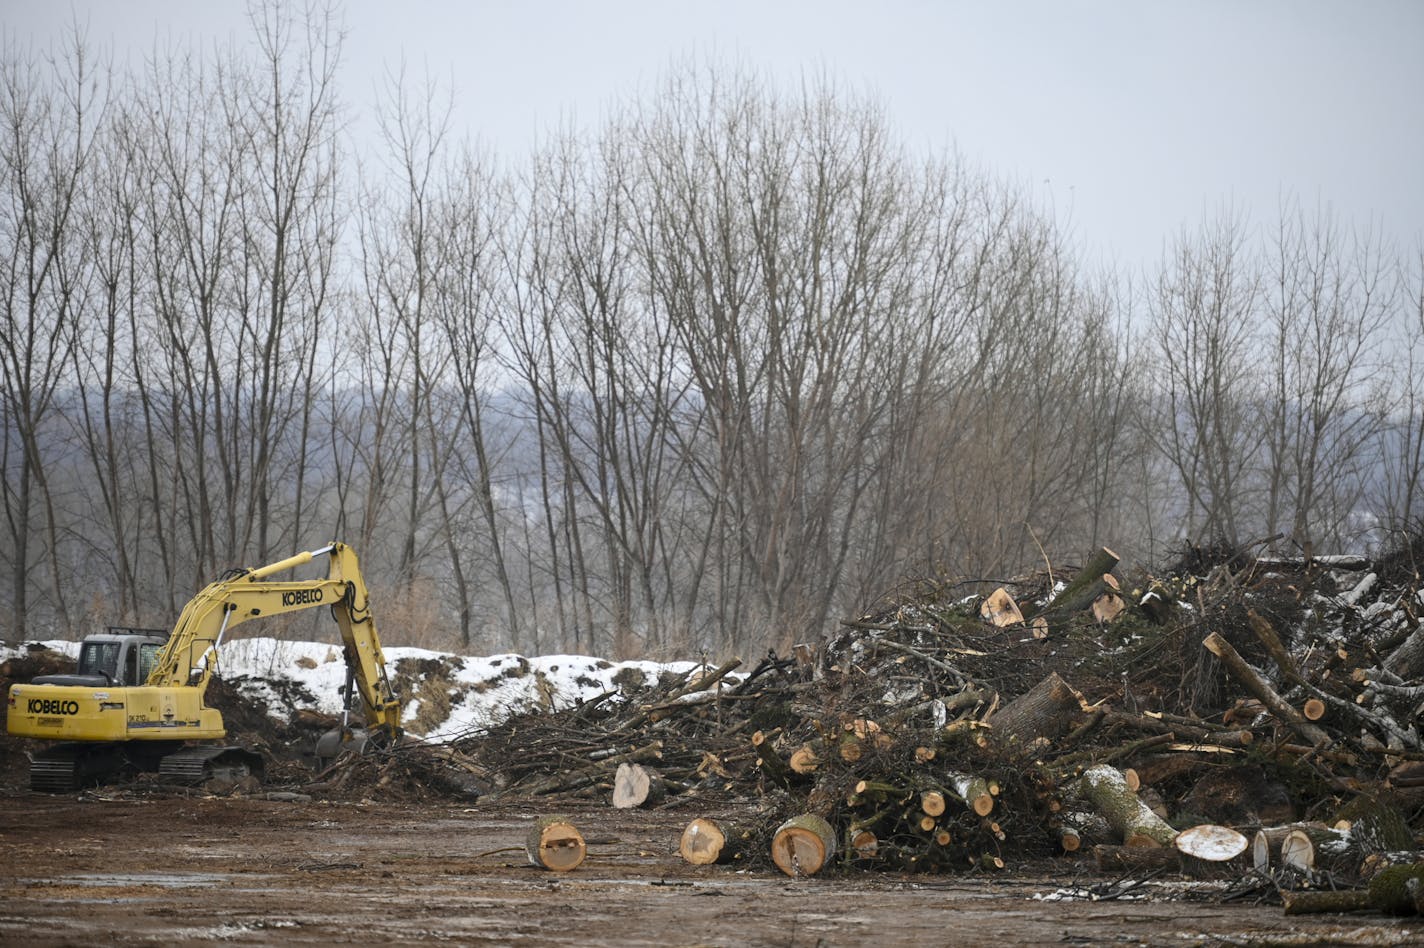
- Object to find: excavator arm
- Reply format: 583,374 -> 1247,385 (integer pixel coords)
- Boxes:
148,542 -> 401,738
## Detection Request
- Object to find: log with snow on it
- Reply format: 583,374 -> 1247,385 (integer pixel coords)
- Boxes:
1174,824 -> 1248,863
1078,764 -> 1177,847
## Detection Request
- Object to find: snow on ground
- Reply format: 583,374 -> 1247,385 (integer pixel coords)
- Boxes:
4,637 -> 725,744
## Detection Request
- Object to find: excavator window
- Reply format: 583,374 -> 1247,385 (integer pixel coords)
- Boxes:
78,642 -> 121,683
138,643 -> 161,683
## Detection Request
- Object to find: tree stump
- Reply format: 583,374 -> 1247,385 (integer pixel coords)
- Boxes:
525,816 -> 586,871
771,814 -> 837,877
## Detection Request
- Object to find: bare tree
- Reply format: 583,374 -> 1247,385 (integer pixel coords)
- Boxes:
1381,247 -> 1424,533
1262,201 -> 1393,551
0,28 -> 103,640
1147,210 -> 1261,547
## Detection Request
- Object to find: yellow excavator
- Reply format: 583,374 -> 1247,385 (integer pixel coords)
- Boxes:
6,542 -> 401,792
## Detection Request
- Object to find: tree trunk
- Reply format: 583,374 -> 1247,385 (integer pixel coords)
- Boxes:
947,772 -> 994,816
988,671 -> 1084,753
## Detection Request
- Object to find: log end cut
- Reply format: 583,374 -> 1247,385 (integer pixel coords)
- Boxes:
526,816 -> 586,872
771,814 -> 837,878
679,817 -> 728,866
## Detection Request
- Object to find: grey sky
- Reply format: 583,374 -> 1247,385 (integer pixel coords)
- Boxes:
8,0 -> 1423,271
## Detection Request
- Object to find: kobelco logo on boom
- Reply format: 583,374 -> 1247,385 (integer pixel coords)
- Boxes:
29,698 -> 79,715
281,589 -> 323,606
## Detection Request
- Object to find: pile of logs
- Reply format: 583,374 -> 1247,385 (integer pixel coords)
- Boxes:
321,538 -> 1424,900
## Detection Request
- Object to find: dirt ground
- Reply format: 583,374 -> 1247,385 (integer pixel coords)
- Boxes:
0,791 -> 1417,947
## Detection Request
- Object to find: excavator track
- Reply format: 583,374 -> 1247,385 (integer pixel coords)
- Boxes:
29,742 -> 125,793
157,746 -> 265,786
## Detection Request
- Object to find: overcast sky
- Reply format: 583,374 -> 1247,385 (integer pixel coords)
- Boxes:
8,0 -> 1423,272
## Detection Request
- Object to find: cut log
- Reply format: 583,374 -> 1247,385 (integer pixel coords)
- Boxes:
980,587 -> 1025,627
788,744 -> 821,775
920,790 -> 946,817
1079,764 -> 1177,847
1282,863 -> 1424,916
1252,830 -> 1270,872
612,762 -> 665,809
1246,608 -> 1301,682
1034,547 -> 1120,630
1175,824 -> 1248,862
679,818 -> 747,866
989,671 -> 1085,752
847,828 -> 879,860
838,734 -> 864,763
1202,631 -> 1330,746
1092,592 -> 1125,623
771,814 -> 837,877
947,772 -> 994,816
1093,844 -> 1178,872
525,816 -> 586,872
1301,698 -> 1326,721
1278,826 -> 1358,873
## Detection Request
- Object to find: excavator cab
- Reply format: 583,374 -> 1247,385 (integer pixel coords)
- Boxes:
33,628 -> 168,689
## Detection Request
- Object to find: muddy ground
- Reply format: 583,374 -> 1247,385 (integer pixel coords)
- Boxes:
0,791 -> 1417,947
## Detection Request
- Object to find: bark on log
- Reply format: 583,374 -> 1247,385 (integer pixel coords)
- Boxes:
612,762 -> 665,809
1079,764 -> 1177,847
525,816 -> 586,871
1282,864 -> 1424,916
1034,547 -> 1120,633
947,772 -> 995,816
771,814 -> 837,877
847,828 -> 879,860
1276,825 -> 1353,873
1202,631 -> 1330,746
1246,608 -> 1301,682
989,671 -> 1084,752
1383,627 -> 1424,683
1093,844 -> 1178,872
